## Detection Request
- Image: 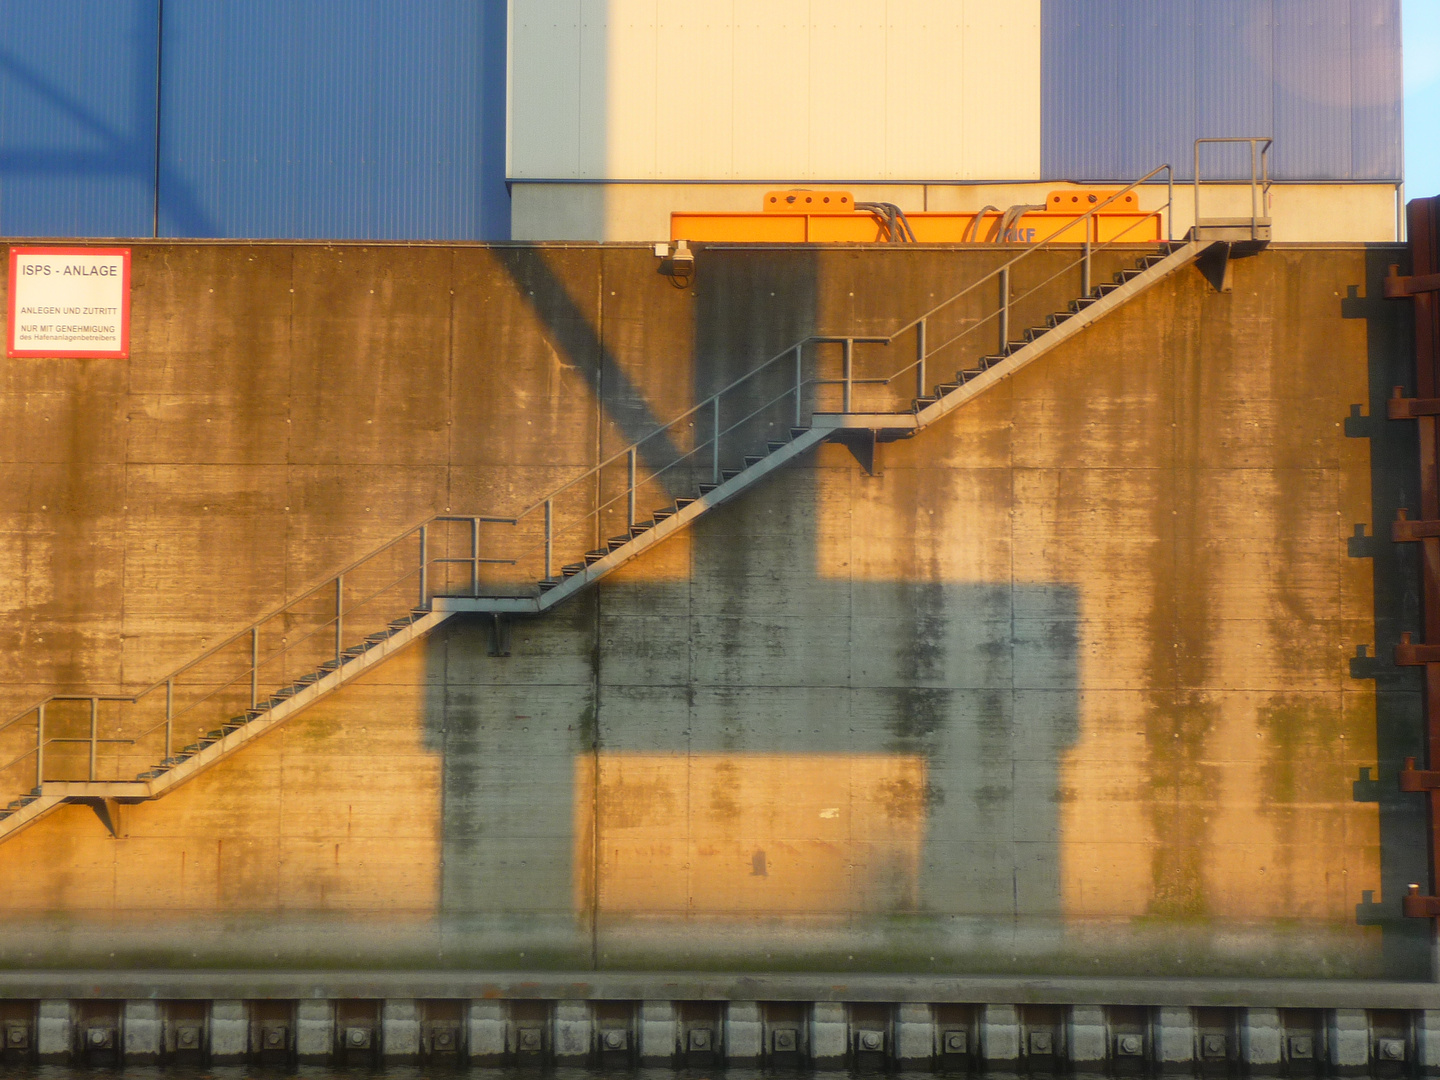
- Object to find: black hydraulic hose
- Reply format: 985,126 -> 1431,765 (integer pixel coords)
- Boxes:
962,205 -> 997,243
855,201 -> 916,243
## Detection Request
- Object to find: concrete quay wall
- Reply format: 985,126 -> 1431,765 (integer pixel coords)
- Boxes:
0,241 -> 1426,988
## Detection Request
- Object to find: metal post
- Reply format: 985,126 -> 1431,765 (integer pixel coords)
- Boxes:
165,680 -> 173,760
1002,267 -> 1013,341
544,500 -> 553,580
1250,140 -> 1259,239
794,343 -> 803,428
335,575 -> 344,663
418,525 -> 428,609
35,703 -> 44,788
842,338 -> 854,413
471,517 -> 480,597
627,447 -> 636,529
250,626 -> 259,709
1166,168 -> 1174,243
711,397 -> 720,484
89,697 -> 98,782
1081,237 -> 1091,297
915,320 -> 927,399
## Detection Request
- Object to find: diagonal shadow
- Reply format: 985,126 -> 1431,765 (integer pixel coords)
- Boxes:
493,248 -> 689,483
0,4 -> 221,238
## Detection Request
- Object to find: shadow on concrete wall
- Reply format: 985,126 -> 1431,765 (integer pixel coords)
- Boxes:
1344,246 -> 1431,980
420,244 -> 1084,973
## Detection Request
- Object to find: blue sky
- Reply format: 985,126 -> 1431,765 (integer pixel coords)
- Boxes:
1406,0 -> 1440,198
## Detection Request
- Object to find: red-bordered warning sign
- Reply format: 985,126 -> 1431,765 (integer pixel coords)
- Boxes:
7,246 -> 131,358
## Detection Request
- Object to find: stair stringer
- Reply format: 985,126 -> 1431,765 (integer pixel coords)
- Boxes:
0,610 -> 450,843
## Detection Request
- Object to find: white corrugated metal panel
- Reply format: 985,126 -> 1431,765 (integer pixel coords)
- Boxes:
508,0 -> 1043,182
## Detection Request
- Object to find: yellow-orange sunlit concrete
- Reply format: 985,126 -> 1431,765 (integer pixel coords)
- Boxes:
810,251 -> 1383,931
575,753 -> 928,915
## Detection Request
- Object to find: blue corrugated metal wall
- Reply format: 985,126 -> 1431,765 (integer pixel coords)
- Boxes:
0,0 -> 159,237
0,0 -> 507,240
158,0 -> 508,240
1041,0 -> 1403,182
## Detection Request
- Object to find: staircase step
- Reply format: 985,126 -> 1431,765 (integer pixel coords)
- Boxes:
1023,327 -> 1045,342
629,522 -> 654,537
721,470 -> 741,481
743,456 -> 762,467
913,396 -> 938,410
1070,296 -> 1097,312
934,383 -> 961,395
1095,282 -> 1119,296
697,483 -> 719,495
539,577 -> 562,591
136,768 -> 169,780
562,564 -> 585,578
652,507 -> 676,521
767,441 -> 787,452
584,550 -> 608,565
606,536 -> 630,550
790,427 -> 810,439
674,497 -> 697,509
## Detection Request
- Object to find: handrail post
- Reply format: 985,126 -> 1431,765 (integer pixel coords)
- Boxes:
1004,267 -> 1012,335
418,525 -> 428,609
842,338 -> 854,413
250,626 -> 259,709
1250,139 -> 1259,239
711,398 -> 720,484
627,447 -> 637,529
915,320 -> 927,399
165,679 -> 173,760
793,343 -> 803,428
1166,166 -> 1174,243
35,703 -> 44,788
471,517 -> 480,597
1193,140 -> 1201,236
335,574 -> 344,663
544,500 -> 553,580
88,697 -> 98,782
1081,237 -> 1091,298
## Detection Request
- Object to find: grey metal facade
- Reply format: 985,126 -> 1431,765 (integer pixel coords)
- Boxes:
1041,0 -> 1403,182
0,0 -> 508,240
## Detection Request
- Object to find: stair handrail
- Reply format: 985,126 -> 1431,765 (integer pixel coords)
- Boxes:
843,169 -> 1181,397
1,159 -> 1179,798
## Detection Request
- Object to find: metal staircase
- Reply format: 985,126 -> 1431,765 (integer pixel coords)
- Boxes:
0,165 -> 1231,845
